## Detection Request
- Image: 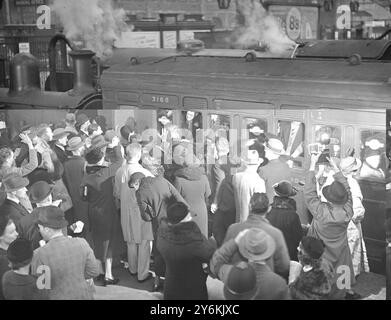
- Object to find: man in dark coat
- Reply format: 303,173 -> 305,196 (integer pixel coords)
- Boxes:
50,128 -> 70,164
212,174 -> 236,247
81,136 -> 124,286
0,173 -> 30,231
63,137 -> 90,240
267,180 -> 303,261
223,192 -> 290,280
157,202 -> 216,300
129,171 -> 188,291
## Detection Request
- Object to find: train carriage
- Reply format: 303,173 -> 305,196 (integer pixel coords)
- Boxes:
100,43 -> 389,274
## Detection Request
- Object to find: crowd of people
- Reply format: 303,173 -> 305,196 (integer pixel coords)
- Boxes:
0,111 -> 376,300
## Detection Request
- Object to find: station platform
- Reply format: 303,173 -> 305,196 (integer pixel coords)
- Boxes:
93,265 -> 386,300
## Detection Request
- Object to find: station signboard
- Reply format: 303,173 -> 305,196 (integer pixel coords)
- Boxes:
268,5 -> 318,40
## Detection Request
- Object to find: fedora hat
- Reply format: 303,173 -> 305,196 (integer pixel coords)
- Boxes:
66,136 -> 84,151
2,173 -> 29,193
238,228 -> 276,263
37,206 -> 68,230
322,180 -> 348,205
223,261 -> 257,300
28,181 -> 53,203
52,128 -> 70,141
265,138 -> 285,155
89,135 -> 109,150
340,156 -> 362,174
273,180 -> 297,197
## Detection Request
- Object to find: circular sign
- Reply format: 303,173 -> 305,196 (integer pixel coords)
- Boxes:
286,7 -> 301,41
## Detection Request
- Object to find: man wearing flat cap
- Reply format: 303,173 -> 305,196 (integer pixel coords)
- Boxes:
304,153 -> 355,299
30,206 -> 99,300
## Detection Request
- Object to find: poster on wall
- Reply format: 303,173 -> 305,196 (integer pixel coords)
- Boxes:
268,5 -> 318,41
163,31 -> 177,49
115,31 -> 160,48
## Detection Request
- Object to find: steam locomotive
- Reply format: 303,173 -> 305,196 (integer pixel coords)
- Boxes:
0,35 -> 102,109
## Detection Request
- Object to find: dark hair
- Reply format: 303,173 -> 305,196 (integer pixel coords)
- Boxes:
0,215 -> 13,237
167,201 -> 189,225
85,148 -> 104,165
128,172 -> 146,188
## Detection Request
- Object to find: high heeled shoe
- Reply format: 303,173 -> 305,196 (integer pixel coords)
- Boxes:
103,278 -> 120,287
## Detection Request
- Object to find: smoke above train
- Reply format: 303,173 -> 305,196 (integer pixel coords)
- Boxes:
48,0 -> 296,59
50,0 -> 130,60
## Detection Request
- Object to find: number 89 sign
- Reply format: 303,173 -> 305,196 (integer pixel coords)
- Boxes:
286,7 -> 301,41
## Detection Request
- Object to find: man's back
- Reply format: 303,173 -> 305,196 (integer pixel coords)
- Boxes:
224,215 -> 290,279
258,159 -> 291,202
232,170 -> 265,222
251,263 -> 291,300
31,236 -> 99,300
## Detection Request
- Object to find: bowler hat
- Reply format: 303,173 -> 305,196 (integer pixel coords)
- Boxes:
250,193 -> 270,214
322,180 -> 348,205
28,181 -> 53,203
37,206 -> 68,230
273,180 -> 297,197
76,113 -> 89,127
167,202 -> 189,225
238,228 -> 276,263
7,238 -> 33,266
66,136 -> 84,151
223,261 -> 257,300
265,138 -> 285,155
52,128 -> 70,141
300,236 -> 325,260
2,173 -> 29,193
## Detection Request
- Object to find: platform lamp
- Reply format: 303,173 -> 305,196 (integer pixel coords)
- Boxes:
217,0 -> 231,9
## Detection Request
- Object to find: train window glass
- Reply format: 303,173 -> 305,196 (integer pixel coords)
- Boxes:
358,130 -> 387,181
208,114 -> 231,140
180,111 -> 202,141
277,120 -> 305,168
313,125 -> 341,159
245,117 -> 268,140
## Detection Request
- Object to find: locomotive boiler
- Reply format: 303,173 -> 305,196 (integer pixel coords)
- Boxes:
0,35 -> 102,109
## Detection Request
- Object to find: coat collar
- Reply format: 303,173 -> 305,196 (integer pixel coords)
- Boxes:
246,214 -> 270,225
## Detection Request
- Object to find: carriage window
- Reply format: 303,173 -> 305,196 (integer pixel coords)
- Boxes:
277,120 -> 305,168
157,109 -> 177,142
313,125 -> 341,159
358,130 -> 387,181
245,117 -> 268,140
208,114 -> 231,140
180,111 -> 202,141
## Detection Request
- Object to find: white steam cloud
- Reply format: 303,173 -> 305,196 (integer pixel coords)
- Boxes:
233,0 -> 295,55
51,0 -> 130,60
